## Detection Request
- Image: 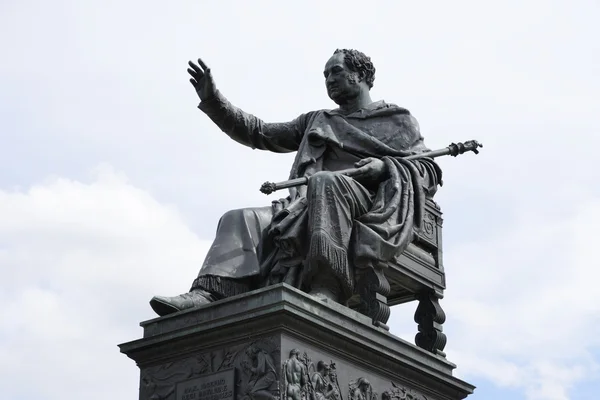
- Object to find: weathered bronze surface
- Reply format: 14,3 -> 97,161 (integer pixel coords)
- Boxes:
148,49 -> 481,356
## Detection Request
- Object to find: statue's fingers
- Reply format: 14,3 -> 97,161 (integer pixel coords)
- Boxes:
354,158 -> 371,168
197,58 -> 210,73
187,68 -> 201,79
189,78 -> 198,87
344,167 -> 365,177
188,60 -> 203,74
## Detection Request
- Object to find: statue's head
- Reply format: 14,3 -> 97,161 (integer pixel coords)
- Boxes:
324,49 -> 376,105
289,348 -> 300,358
316,360 -> 331,374
357,377 -> 371,391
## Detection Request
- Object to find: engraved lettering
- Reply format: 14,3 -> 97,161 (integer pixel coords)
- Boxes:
176,369 -> 235,400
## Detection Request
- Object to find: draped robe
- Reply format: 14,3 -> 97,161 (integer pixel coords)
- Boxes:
191,91 -> 441,301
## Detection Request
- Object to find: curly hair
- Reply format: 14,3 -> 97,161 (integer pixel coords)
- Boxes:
333,48 -> 376,89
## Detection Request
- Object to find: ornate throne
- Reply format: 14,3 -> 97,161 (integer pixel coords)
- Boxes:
350,198 -> 447,357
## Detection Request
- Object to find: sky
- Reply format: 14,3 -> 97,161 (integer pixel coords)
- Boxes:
0,0 -> 599,399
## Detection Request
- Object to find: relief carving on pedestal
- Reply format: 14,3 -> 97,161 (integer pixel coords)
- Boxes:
381,382 -> 428,400
281,351 -> 341,400
348,378 -> 377,400
239,343 -> 279,400
280,350 -> 431,400
140,336 -> 280,400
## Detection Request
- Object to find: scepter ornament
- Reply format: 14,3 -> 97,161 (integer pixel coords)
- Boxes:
259,140 -> 483,195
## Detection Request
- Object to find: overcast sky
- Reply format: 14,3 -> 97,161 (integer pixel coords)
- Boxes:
1,1 -> 599,399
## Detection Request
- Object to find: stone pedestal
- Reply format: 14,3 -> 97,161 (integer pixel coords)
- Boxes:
119,284 -> 474,400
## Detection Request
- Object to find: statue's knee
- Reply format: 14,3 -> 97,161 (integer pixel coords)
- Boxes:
220,208 -> 264,226
221,208 -> 244,220
308,171 -> 339,190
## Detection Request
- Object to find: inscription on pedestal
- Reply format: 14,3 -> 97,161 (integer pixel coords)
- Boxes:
175,369 -> 235,400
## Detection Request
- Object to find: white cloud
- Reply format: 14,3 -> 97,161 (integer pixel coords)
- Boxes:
0,166 -> 212,400
390,194 -> 600,400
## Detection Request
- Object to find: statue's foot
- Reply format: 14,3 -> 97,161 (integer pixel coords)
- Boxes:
149,289 -> 217,316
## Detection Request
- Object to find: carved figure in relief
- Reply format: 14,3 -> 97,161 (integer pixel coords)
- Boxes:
349,377 -> 377,400
311,361 -> 332,400
282,349 -> 308,400
381,382 -> 427,400
326,362 -> 342,400
382,388 -> 407,400
240,345 -> 278,400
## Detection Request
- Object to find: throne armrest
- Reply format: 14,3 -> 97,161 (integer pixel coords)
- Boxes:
349,198 -> 445,310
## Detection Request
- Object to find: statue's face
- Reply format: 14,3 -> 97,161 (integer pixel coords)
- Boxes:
324,52 -> 362,105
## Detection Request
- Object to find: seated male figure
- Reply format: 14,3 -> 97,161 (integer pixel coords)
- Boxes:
150,49 -> 441,316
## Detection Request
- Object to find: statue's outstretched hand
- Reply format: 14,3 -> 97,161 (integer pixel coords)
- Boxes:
187,58 -> 217,102
345,157 -> 387,183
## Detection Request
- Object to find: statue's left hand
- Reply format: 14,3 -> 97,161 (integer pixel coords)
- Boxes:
345,157 -> 387,182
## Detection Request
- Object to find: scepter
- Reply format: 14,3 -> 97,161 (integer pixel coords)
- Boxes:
259,140 -> 483,195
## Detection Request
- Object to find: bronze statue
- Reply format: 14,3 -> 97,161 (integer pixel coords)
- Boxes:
150,49 -> 444,316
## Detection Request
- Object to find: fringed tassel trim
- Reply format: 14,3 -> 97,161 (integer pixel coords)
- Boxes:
307,231 -> 353,291
191,275 -> 250,298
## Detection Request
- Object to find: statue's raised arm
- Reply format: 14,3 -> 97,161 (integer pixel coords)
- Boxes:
187,58 -> 311,153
